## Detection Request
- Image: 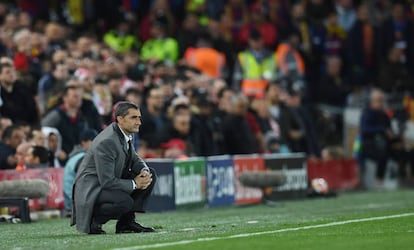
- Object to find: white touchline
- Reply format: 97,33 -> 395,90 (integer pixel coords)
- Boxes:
112,212 -> 414,250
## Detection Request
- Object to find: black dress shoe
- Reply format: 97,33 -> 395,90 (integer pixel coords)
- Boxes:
115,221 -> 155,234
89,221 -> 106,234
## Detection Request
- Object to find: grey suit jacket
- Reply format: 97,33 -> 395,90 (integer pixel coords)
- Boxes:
71,123 -> 148,233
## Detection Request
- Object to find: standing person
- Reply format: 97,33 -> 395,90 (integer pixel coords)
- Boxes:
233,29 -> 276,99
360,89 -> 399,186
71,102 -> 156,234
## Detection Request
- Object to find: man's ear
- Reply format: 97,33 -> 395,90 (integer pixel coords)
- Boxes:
116,115 -> 122,123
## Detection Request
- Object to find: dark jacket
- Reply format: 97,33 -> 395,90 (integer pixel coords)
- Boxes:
41,106 -> 89,155
360,107 -> 391,156
0,81 -> 39,125
0,142 -> 15,170
222,114 -> 256,155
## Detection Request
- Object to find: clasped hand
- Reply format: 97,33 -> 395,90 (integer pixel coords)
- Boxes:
134,170 -> 152,190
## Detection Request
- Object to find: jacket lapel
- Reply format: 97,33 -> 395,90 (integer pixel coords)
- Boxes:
112,123 -> 128,155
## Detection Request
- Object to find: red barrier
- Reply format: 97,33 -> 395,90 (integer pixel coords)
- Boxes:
307,159 -> 359,191
233,155 -> 265,205
0,168 -> 64,210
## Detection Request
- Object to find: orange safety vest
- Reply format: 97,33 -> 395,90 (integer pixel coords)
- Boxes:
275,43 -> 305,76
184,47 -> 226,78
241,79 -> 268,98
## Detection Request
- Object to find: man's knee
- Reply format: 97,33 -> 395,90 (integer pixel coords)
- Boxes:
95,190 -> 134,215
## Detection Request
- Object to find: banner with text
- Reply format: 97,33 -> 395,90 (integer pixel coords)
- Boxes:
145,159 -> 176,212
174,157 -> 206,208
264,153 -> 308,200
233,155 -> 264,205
206,155 -> 235,207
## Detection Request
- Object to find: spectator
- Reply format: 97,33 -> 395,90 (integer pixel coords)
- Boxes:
378,46 -> 414,93
27,127 -> 46,147
139,0 -> 176,42
161,138 -> 188,159
73,68 -> 104,131
288,3 -> 313,56
14,141 -> 31,171
176,12 -> 203,58
221,0 -> 249,44
37,62 -> 69,115
0,116 -> 12,139
238,2 -> 277,49
274,33 -> 306,88
0,125 -> 25,169
139,86 -> 167,147
183,32 -> 226,79
283,85 -> 320,157
0,62 -> 39,125
41,86 -> 93,158
324,11 -> 346,58
335,0 -> 357,32
124,88 -> 142,106
346,3 -> 379,86
380,2 -> 414,71
191,95 -> 216,156
18,11 -> 32,30
360,89 -> 399,186
42,126 -> 66,167
222,93 -> 257,154
103,19 -> 140,54
158,107 -> 194,156
24,145 -> 49,168
140,14 -> 179,65
257,82 -> 293,152
211,87 -> 235,155
207,18 -> 235,84
44,22 -> 67,57
318,56 -> 351,107
63,128 -> 97,214
233,29 -> 276,98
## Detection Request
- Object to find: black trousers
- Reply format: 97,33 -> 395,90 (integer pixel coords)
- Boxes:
93,168 -> 156,224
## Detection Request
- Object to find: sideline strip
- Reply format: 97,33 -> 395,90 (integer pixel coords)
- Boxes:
113,212 -> 414,250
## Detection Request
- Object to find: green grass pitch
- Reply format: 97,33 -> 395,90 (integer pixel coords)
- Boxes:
1,189 -> 413,250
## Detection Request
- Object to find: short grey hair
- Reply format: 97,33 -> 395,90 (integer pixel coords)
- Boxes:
114,101 -> 139,122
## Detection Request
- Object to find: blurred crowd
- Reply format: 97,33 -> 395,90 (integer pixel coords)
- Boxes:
0,0 -> 413,182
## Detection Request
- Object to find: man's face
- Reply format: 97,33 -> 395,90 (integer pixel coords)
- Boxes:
53,64 -> 69,80
0,66 -> 16,85
118,108 -> 142,135
9,129 -> 25,149
25,147 -> 39,164
63,88 -> 82,109
47,134 -> 58,152
147,89 -> 164,112
32,130 -> 46,146
173,114 -> 191,135
15,143 -> 30,165
219,90 -> 234,112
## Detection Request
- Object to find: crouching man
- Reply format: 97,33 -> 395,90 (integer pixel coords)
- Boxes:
71,102 -> 156,234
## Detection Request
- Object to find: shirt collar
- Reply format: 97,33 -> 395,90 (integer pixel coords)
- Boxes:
117,124 -> 133,143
